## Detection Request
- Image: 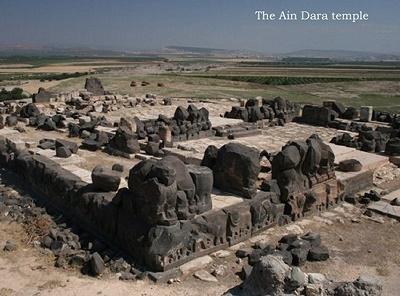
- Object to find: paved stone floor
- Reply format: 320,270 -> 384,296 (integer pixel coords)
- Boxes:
165,122 -> 356,164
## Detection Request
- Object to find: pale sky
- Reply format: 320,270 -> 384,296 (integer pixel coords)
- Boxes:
0,0 -> 399,53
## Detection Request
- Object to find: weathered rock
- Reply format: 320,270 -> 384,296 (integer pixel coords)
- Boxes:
334,275 -> 382,296
5,115 -> 18,127
85,77 -> 105,96
108,127 -> 140,154
112,163 -> 124,172
385,138 -> 400,156
338,159 -> 362,172
3,240 -> 17,252
56,146 -> 71,158
32,87 -> 54,103
308,245 -> 329,261
287,266 -> 306,291
308,273 -> 327,284
193,270 -> 218,282
212,143 -> 260,198
90,252 -> 105,276
20,103 -> 40,118
91,165 -> 121,192
241,255 -> 290,296
55,139 -> 78,154
187,165 -> 213,213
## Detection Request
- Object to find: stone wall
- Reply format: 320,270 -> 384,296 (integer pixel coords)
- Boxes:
0,134 -> 344,272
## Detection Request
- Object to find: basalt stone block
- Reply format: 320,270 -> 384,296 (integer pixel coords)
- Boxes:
5,115 -> 18,127
301,105 -> 338,126
128,160 -> 178,226
338,159 -> 362,172
250,192 -> 283,232
82,139 -> 102,151
385,138 -> 400,156
91,165 -> 121,192
85,77 -> 105,96
20,103 -> 40,118
308,245 -> 329,261
38,139 -> 55,150
174,106 -> 189,123
38,117 -> 56,131
223,203 -> 252,245
55,139 -> 78,154
145,141 -> 160,156
291,247 -> 309,266
148,134 -> 161,143
187,165 -> 213,214
323,100 -> 346,116
108,126 -> 140,154
32,87 -> 54,103
260,179 -> 281,196
301,232 -> 321,247
112,163 -> 124,172
212,143 -> 260,198
341,107 -> 359,120
145,223 -> 191,271
187,104 -> 200,122
68,123 -> 81,137
159,156 -> 196,212
360,106 -> 373,122
193,210 -> 228,249
55,146 -> 71,158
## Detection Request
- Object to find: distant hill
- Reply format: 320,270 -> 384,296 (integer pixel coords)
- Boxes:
162,46 -> 262,56
280,49 -> 400,61
0,45 -> 132,57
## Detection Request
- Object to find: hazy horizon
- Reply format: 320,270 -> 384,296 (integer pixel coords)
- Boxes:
0,0 -> 399,54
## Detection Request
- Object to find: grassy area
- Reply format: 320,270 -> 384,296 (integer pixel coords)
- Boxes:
0,71 -> 90,82
195,75 -> 362,85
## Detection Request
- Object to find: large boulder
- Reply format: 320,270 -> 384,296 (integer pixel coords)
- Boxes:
159,156 -> 196,213
20,103 -> 40,118
108,127 -> 140,154
333,276 -> 382,296
84,77 -> 105,96
128,159 -> 178,226
32,87 -> 54,103
301,105 -> 338,126
385,138 -> 400,156
91,165 -> 121,192
55,139 -> 78,154
240,255 -> 290,296
212,143 -> 260,198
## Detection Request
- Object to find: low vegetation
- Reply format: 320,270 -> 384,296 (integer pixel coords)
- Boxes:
0,71 -> 89,82
0,87 -> 28,101
197,75 -> 400,86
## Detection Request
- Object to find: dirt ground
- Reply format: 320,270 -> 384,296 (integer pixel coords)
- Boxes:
0,200 -> 399,296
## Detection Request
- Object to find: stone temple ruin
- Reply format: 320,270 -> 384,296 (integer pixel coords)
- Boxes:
0,77 -> 397,276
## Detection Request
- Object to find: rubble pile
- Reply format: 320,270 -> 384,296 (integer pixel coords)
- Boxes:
226,254 -> 382,296
224,97 -> 300,125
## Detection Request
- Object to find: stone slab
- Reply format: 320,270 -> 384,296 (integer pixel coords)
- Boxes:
368,201 -> 400,220
380,189 -> 400,203
63,164 -> 128,188
0,128 -> 19,136
211,190 -> 245,210
331,143 -> 389,193
179,255 -> 213,276
30,148 -> 84,166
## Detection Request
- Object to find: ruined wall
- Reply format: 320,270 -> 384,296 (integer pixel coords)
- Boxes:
0,140 -> 286,271
0,133 -> 344,272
